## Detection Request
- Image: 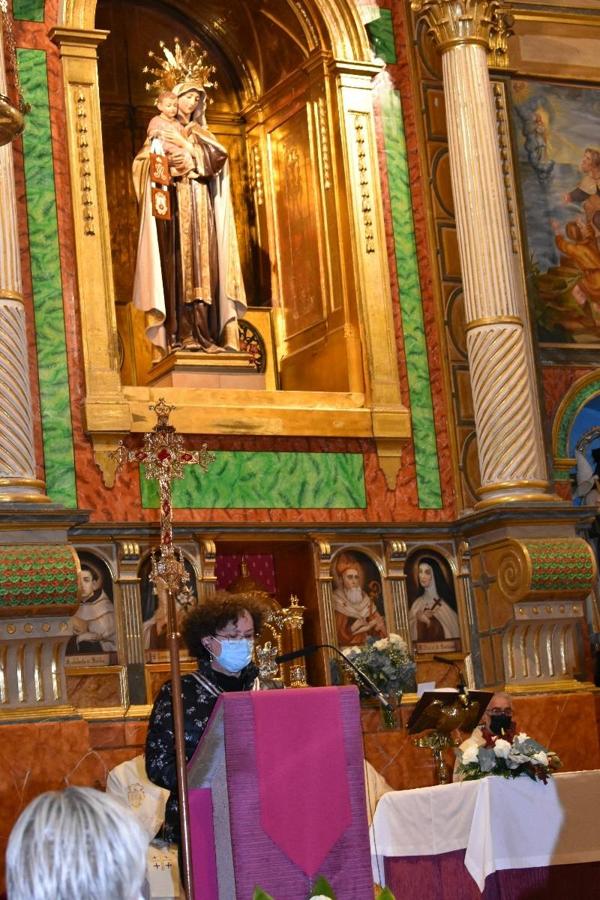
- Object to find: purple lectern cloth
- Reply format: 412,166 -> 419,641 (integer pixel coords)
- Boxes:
189,788 -> 219,899
218,687 -> 372,899
251,687 -> 352,876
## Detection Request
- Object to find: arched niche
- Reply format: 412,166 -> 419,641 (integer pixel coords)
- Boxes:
50,0 -> 410,487
553,370 -> 600,478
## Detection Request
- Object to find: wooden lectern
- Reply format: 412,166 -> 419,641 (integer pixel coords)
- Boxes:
187,686 -> 373,899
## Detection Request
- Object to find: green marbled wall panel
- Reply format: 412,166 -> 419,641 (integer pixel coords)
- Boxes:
13,0 -> 45,21
17,49 -> 78,508
380,87 -> 443,509
366,9 -> 397,64
140,452 -> 366,509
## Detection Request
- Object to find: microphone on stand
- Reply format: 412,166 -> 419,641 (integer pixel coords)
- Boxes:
433,655 -> 470,705
276,643 -> 391,710
276,645 -> 320,664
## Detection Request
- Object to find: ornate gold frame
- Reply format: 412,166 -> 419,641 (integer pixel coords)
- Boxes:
51,1 -> 411,488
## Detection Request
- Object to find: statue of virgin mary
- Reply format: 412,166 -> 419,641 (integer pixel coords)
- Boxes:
132,39 -> 247,356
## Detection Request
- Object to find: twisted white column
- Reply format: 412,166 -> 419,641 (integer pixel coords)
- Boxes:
412,0 -> 554,505
0,22 -> 48,502
442,42 -> 549,503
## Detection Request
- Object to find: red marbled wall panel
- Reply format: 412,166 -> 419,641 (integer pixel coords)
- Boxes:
75,432 -> 458,525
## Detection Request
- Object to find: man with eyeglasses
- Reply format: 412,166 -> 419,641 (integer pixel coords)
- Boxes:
145,593 -> 264,844
453,692 -> 515,780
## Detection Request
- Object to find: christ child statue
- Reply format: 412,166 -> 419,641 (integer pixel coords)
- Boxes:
146,90 -> 196,178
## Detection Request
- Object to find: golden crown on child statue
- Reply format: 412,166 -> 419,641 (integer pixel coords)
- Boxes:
143,38 -> 217,96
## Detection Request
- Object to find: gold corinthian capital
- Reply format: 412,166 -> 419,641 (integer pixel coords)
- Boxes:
411,0 -> 511,55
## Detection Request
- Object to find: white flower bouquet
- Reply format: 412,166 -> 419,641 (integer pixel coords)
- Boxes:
342,633 -> 417,699
456,731 -> 562,783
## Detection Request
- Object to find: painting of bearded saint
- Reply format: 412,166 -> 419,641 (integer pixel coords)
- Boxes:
407,555 -> 461,654
331,551 -> 386,647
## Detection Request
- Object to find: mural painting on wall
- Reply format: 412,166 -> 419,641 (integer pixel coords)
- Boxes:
139,554 -> 199,662
406,552 -> 461,655
510,80 -> 600,348
66,553 -> 117,666
331,550 -> 387,647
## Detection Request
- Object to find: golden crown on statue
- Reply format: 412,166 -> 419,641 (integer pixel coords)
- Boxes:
143,38 -> 217,95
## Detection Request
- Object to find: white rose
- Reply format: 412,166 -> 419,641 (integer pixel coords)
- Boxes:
372,638 -> 388,650
493,738 -> 512,759
532,750 -> 548,767
342,646 -> 359,658
461,744 -> 480,766
516,732 -> 529,742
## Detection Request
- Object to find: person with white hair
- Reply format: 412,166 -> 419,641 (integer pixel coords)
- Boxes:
5,786 -> 148,900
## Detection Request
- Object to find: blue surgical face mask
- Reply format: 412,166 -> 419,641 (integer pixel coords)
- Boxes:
214,637 -> 254,673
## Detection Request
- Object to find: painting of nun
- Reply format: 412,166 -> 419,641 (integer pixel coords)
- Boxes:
407,554 -> 461,654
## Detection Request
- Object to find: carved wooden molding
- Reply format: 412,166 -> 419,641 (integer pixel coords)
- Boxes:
354,113 -> 375,253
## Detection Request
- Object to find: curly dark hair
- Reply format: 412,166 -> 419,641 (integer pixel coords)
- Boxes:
182,592 -> 265,660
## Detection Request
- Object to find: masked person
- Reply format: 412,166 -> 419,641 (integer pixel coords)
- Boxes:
453,692 -> 515,781
145,594 -> 263,843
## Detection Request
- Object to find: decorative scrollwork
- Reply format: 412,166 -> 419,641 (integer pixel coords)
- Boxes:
411,0 -> 507,54
497,538 -> 596,602
354,114 -> 375,253
318,97 -> 331,190
576,426 -> 600,454
488,9 -> 514,68
75,90 -> 95,236
497,547 -> 526,601
493,85 -> 518,253
238,318 -> 267,372
292,0 -> 317,46
251,145 -> 264,206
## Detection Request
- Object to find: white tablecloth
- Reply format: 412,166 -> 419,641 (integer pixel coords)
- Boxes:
370,770 -> 600,891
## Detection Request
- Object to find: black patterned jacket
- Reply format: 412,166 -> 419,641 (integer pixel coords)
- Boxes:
145,658 -> 258,842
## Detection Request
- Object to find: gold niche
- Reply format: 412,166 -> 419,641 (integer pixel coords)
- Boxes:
51,1 -> 410,487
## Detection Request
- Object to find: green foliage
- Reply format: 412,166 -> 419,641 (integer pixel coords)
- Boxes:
343,634 -> 417,697
253,875 -> 338,899
376,888 -> 396,900
310,875 -> 335,897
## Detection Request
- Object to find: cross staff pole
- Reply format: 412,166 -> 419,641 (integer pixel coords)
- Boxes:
113,398 -> 215,899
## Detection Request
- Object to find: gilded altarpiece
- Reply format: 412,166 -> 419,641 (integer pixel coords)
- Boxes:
271,110 -> 327,361
52,0 -> 409,485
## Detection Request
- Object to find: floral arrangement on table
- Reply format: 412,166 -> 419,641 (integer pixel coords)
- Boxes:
342,633 -> 417,700
456,730 -> 562,783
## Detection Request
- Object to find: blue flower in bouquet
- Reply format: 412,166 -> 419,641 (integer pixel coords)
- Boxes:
457,730 -> 561,783
342,634 -> 416,698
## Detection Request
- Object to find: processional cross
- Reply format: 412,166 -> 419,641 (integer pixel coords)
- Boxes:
112,397 -> 215,898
